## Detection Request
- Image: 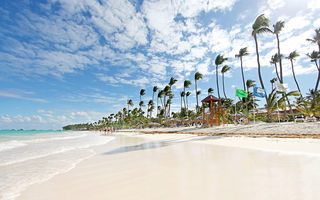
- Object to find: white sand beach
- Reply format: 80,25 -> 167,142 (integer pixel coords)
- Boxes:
122,122 -> 320,138
17,131 -> 320,200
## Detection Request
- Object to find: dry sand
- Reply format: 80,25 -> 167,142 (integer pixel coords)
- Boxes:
17,132 -> 320,200
122,122 -> 320,138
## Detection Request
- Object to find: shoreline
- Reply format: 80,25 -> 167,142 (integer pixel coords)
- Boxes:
17,132 -> 320,200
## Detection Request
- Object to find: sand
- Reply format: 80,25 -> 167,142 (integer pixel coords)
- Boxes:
17,132 -> 320,200
121,122 -> 320,138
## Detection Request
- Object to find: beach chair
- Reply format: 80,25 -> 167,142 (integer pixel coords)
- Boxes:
294,115 -> 305,123
305,116 -> 317,122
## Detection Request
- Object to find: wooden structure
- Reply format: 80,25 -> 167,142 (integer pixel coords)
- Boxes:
201,95 -> 224,127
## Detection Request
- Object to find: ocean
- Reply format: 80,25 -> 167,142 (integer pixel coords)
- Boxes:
0,130 -> 114,200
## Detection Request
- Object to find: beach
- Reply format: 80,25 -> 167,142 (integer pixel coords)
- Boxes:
16,126 -> 320,200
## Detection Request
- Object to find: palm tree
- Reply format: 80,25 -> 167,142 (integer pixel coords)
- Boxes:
163,85 -> 171,119
214,54 -> 228,99
270,53 -> 280,81
273,21 -> 285,83
139,101 -> 145,109
252,14 -> 271,91
186,91 -> 191,112
306,51 -> 320,91
246,79 -> 256,92
307,28 -> 320,66
169,77 -> 178,90
221,65 -> 231,98
265,89 -> 285,122
139,89 -> 145,109
194,72 -> 203,112
208,88 -> 214,95
127,99 -> 134,112
183,80 -> 192,108
147,100 -> 154,119
152,86 -> 158,103
180,91 -> 185,112
286,51 -> 301,95
235,47 -> 249,91
270,77 -> 277,90
158,90 -> 164,110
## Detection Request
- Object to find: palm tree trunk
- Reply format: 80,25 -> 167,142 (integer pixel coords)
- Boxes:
186,96 -> 189,114
168,103 -> 171,118
315,61 -> 320,91
216,65 -> 220,98
254,35 -> 268,105
195,79 -> 198,112
183,87 -> 186,108
276,34 -> 283,83
156,97 -> 159,116
180,95 -> 183,112
290,60 -> 302,95
274,63 -> 280,81
240,57 -> 246,91
222,74 -> 227,98
163,95 -> 167,119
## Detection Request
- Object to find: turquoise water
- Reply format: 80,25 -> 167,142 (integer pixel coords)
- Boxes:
0,130 -> 69,136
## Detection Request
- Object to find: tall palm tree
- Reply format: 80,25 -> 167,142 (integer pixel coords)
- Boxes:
158,90 -> 164,109
127,99 -> 134,111
208,88 -> 214,95
186,91 -> 191,112
270,53 -> 280,81
286,51 -> 302,95
139,101 -> 145,109
273,21 -> 285,83
306,51 -> 320,91
183,80 -> 192,108
152,86 -> 158,103
221,65 -> 231,98
194,72 -> 203,112
235,47 -> 249,91
252,14 -> 271,92
169,77 -> 178,90
151,86 -> 158,118
147,100 -> 154,119
139,89 -> 145,109
163,85 -> 171,119
180,91 -> 185,112
307,28 -> 320,66
215,54 -> 228,99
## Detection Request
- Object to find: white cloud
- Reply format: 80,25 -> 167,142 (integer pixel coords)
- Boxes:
267,0 -> 286,10
0,90 -> 47,103
308,0 -> 320,10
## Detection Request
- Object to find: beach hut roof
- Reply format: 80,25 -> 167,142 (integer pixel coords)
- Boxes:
201,95 -> 220,103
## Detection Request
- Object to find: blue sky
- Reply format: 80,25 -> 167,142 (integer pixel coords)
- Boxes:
0,0 -> 319,129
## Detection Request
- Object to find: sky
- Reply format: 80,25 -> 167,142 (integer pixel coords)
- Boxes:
0,0 -> 320,130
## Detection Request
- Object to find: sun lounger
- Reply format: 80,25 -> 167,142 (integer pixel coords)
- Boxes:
294,115 -> 305,122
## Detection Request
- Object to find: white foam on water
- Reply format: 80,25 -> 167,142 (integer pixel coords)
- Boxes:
0,132 -> 114,200
0,140 -> 27,152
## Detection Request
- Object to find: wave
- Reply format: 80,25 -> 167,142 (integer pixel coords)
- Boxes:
22,134 -> 87,144
0,137 -> 114,167
0,140 -> 27,152
0,134 -> 87,153
0,149 -> 96,200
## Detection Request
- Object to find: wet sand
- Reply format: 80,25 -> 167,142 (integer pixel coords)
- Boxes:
17,134 -> 320,200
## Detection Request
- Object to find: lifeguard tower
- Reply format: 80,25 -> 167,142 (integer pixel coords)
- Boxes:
201,95 -> 224,127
